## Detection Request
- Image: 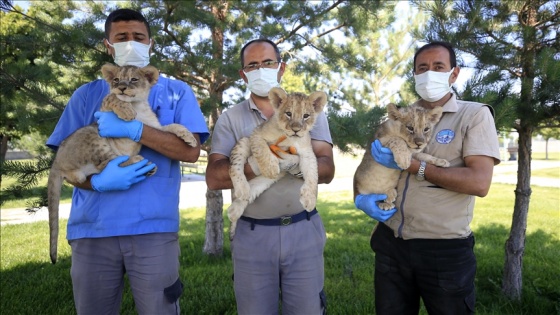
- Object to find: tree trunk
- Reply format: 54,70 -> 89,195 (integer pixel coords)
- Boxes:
502,126 -> 532,300
545,138 -> 549,160
203,188 -> 224,256
502,4 -> 538,300
202,1 -> 228,256
0,135 -> 9,163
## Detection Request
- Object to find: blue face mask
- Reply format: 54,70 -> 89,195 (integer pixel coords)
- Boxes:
107,39 -> 151,67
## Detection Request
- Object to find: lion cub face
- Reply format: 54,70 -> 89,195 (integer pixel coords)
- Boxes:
268,87 -> 327,137
386,103 -> 443,152
101,64 -> 159,102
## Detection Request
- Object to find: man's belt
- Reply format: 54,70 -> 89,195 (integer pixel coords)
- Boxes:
240,209 -> 318,227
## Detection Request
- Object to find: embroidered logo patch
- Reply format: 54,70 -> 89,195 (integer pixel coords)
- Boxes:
436,129 -> 455,144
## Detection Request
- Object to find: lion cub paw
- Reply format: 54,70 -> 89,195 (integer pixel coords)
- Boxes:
233,180 -> 251,200
112,105 -> 136,121
164,124 -> 198,147
433,158 -> 450,167
146,163 -> 157,176
125,155 -> 157,176
175,129 -> 197,147
259,159 -> 280,179
394,153 -> 412,170
299,185 -> 317,211
378,202 -> 395,211
379,188 -> 397,210
227,202 -> 245,226
229,221 -> 238,241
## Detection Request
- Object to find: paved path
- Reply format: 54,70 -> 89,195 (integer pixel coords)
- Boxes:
2,160 -> 558,226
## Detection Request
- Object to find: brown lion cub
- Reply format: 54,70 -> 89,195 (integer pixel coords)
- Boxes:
47,64 -> 197,264
227,87 -> 327,240
354,103 -> 449,210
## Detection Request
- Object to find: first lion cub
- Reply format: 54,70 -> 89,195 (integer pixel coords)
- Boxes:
354,103 -> 449,210
47,64 -> 197,264
227,87 -> 327,240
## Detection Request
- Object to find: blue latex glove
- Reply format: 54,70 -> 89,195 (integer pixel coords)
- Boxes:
355,194 -> 397,222
371,139 -> 402,170
91,156 -> 156,192
94,111 -> 143,142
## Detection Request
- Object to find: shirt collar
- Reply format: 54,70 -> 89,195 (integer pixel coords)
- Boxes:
248,97 -> 267,121
413,93 -> 458,113
442,93 -> 459,113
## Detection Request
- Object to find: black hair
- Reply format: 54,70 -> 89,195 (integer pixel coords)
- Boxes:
413,41 -> 457,70
240,38 -> 281,68
104,8 -> 151,39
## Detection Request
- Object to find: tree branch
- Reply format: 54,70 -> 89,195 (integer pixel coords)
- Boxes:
276,0 -> 346,45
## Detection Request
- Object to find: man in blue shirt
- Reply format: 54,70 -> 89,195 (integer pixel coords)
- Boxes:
46,8 -> 209,314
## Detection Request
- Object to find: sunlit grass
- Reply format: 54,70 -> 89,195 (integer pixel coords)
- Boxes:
1,183 -> 558,314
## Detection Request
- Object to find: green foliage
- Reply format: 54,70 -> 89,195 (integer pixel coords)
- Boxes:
0,1 -> 108,145
305,3 -> 427,151
535,127 -> 560,141
0,156 -> 52,208
1,184 -> 559,314
327,105 -> 386,153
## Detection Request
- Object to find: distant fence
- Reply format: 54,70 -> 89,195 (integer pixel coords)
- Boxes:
5,151 -> 33,160
180,152 -> 207,175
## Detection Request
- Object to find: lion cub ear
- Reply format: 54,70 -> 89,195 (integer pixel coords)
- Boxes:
386,103 -> 401,121
428,106 -> 444,123
268,87 -> 287,109
308,91 -> 327,113
101,63 -> 119,82
140,65 -> 160,86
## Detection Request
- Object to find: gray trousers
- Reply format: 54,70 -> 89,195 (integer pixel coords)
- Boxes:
69,233 -> 182,315
232,213 -> 327,315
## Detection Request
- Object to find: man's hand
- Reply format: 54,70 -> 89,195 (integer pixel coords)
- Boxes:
371,139 -> 402,170
91,156 -> 156,192
94,111 -> 143,142
355,194 -> 397,222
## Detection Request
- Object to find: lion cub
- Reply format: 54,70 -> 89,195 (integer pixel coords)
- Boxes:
47,64 -> 197,264
354,103 -> 449,210
227,87 -> 327,240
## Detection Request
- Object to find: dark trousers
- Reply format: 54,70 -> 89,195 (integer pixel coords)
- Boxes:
371,223 -> 476,315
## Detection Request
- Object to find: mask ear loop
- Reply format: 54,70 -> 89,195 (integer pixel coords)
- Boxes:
104,39 -> 115,58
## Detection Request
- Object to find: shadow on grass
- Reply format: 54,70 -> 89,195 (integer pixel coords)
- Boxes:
1,200 -> 558,314
466,224 -> 560,314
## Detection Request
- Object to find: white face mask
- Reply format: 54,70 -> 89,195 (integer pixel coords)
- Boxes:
107,39 -> 151,67
414,68 -> 454,102
244,67 -> 281,97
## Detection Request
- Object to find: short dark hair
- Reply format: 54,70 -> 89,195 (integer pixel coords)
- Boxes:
413,41 -> 457,70
104,8 -> 151,39
240,39 -> 281,68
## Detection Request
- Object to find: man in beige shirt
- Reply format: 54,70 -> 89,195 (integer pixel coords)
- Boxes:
355,41 -> 500,314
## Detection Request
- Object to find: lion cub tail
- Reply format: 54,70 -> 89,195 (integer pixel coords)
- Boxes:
47,167 -> 62,264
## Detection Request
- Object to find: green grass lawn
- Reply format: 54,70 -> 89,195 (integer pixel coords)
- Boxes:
532,151 -> 560,160
1,183 -> 558,314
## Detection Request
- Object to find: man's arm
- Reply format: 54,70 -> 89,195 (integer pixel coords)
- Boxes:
206,153 -> 260,190
312,139 -> 335,184
405,155 -> 495,197
206,140 -> 334,191
140,125 -> 201,163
